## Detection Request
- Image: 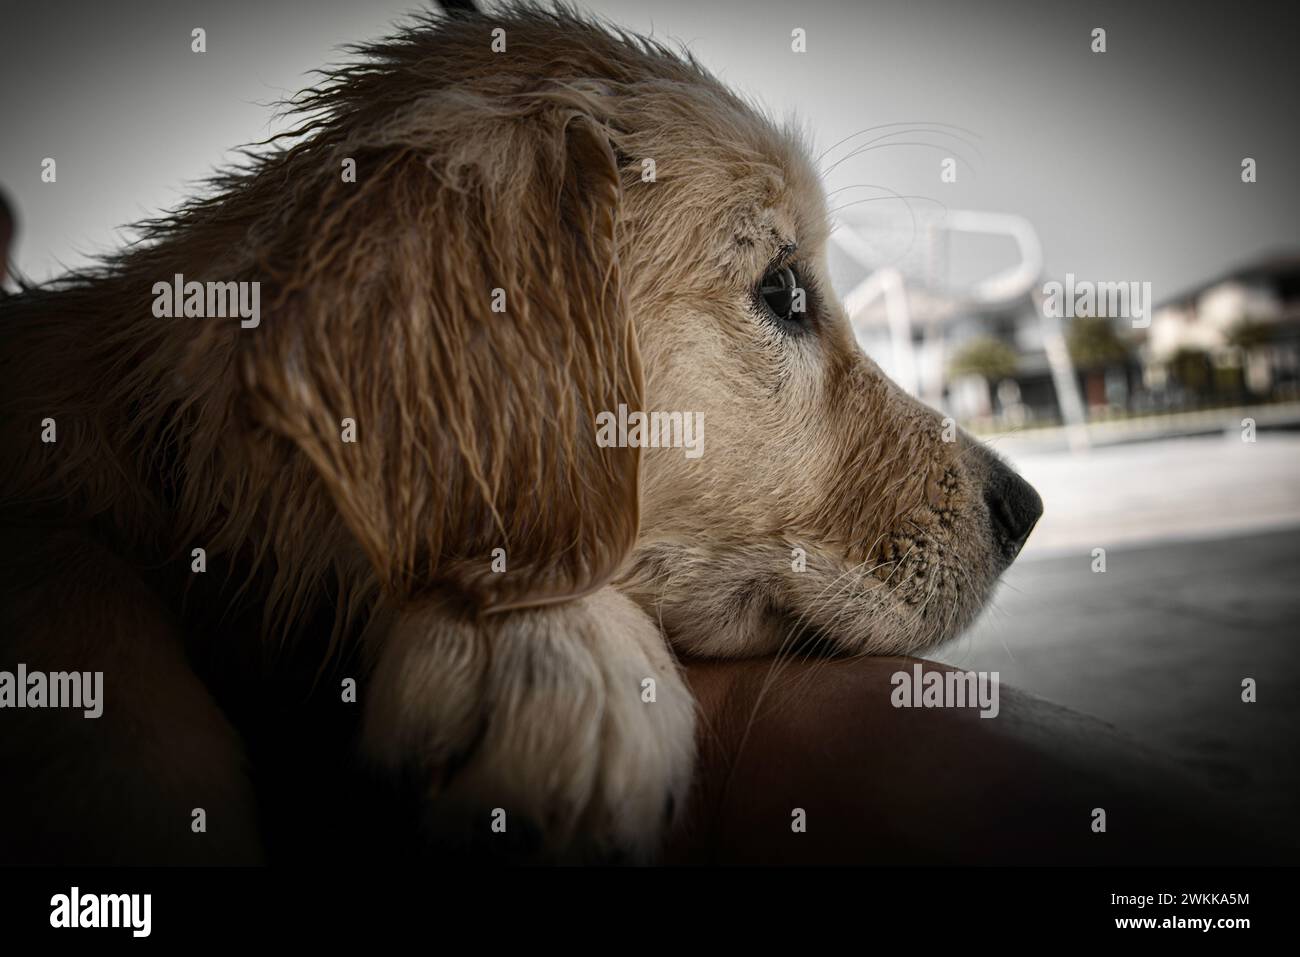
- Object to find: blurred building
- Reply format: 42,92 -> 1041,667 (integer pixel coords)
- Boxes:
1144,254 -> 1300,403
831,214 -> 1300,430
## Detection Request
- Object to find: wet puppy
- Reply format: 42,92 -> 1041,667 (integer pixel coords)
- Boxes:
0,5 -> 1040,863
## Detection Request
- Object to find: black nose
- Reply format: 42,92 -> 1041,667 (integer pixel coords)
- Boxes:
983,461 -> 1043,560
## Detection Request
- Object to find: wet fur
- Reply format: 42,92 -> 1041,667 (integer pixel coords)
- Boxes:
0,4 -> 1016,862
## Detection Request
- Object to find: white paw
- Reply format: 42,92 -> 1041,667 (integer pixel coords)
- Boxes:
362,587 -> 696,862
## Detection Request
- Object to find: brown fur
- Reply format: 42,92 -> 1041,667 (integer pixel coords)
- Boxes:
0,4 -> 1034,863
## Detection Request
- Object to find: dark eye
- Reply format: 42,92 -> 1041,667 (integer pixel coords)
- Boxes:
757,265 -> 803,324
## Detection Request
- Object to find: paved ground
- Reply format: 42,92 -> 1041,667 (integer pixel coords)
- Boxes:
937,432 -> 1300,823
998,430 -> 1300,557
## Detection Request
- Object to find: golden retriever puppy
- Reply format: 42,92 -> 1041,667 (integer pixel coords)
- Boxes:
0,4 -> 1040,863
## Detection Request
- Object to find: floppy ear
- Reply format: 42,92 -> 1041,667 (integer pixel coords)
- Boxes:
240,91 -> 641,612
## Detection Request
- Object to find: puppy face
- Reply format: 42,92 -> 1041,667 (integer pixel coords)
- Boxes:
605,71 -> 1042,658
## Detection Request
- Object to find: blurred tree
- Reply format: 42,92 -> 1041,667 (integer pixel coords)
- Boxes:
1226,317 -> 1277,399
948,336 -> 1018,382
1066,318 -> 1131,408
1066,317 -> 1130,370
1226,317 -> 1275,350
1168,347 -> 1214,396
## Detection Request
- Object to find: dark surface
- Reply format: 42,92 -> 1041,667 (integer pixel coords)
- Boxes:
664,655 -> 1291,865
226,648 -> 1293,865
943,527 -> 1300,825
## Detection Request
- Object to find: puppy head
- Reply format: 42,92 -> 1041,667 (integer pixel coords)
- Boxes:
235,7 -> 1039,652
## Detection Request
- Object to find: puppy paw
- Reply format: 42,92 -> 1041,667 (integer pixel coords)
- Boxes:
361,587 -> 696,863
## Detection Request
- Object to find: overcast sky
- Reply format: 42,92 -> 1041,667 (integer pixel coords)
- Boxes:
2,0 -> 1296,301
